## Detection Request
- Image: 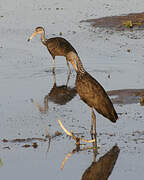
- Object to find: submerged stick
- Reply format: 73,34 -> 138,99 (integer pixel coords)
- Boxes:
61,146 -> 99,170
61,152 -> 73,170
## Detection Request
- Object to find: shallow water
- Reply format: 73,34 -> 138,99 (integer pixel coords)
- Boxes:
0,0 -> 144,179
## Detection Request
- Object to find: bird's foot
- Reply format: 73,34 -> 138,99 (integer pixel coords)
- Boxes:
90,132 -> 97,140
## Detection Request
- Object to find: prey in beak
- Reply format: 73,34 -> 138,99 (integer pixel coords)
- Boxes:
28,31 -> 39,42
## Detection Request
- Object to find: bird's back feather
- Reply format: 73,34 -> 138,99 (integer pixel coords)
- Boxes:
46,37 -> 77,57
76,71 -> 118,122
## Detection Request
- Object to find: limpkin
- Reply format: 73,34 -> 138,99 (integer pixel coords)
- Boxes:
68,52 -> 118,138
28,27 -> 78,73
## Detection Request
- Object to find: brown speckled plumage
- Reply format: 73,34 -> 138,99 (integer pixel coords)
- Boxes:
69,52 -> 118,123
46,37 -> 77,59
76,70 -> 118,122
28,27 -> 77,72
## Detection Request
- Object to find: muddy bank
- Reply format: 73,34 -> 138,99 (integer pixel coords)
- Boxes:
107,88 -> 144,104
81,12 -> 144,29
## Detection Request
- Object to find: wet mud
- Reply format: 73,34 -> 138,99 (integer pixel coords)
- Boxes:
107,88 -> 144,104
81,12 -> 144,29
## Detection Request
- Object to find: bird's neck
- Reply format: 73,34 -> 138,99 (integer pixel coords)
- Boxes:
76,57 -> 85,74
41,31 -> 47,45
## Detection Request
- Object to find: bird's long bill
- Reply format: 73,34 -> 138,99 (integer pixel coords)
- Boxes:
71,60 -> 78,71
28,31 -> 39,41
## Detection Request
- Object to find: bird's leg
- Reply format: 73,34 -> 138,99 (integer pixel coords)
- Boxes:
66,61 -> 71,74
66,70 -> 71,87
90,113 -> 94,139
91,108 -> 97,141
53,69 -> 56,85
92,108 -> 97,140
52,57 -> 55,73
91,108 -> 98,156
92,139 -> 98,162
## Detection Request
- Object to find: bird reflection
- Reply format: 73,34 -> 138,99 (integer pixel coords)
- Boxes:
81,145 -> 120,180
61,141 -> 119,180
31,72 -> 77,113
47,71 -> 77,105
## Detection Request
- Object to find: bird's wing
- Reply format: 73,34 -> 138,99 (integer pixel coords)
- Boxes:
76,72 -> 108,104
76,72 -> 117,121
46,38 -> 59,49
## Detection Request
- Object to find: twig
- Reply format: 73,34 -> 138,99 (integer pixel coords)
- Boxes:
58,119 -> 96,144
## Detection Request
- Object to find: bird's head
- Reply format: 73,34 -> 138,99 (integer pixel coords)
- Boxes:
70,59 -> 78,71
67,52 -> 85,73
66,52 -> 78,71
28,27 -> 45,41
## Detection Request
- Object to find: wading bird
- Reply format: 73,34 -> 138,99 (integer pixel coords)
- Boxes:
68,52 -> 118,138
28,27 -> 78,73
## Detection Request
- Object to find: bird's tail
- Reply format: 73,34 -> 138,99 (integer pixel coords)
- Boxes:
109,109 -> 118,123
